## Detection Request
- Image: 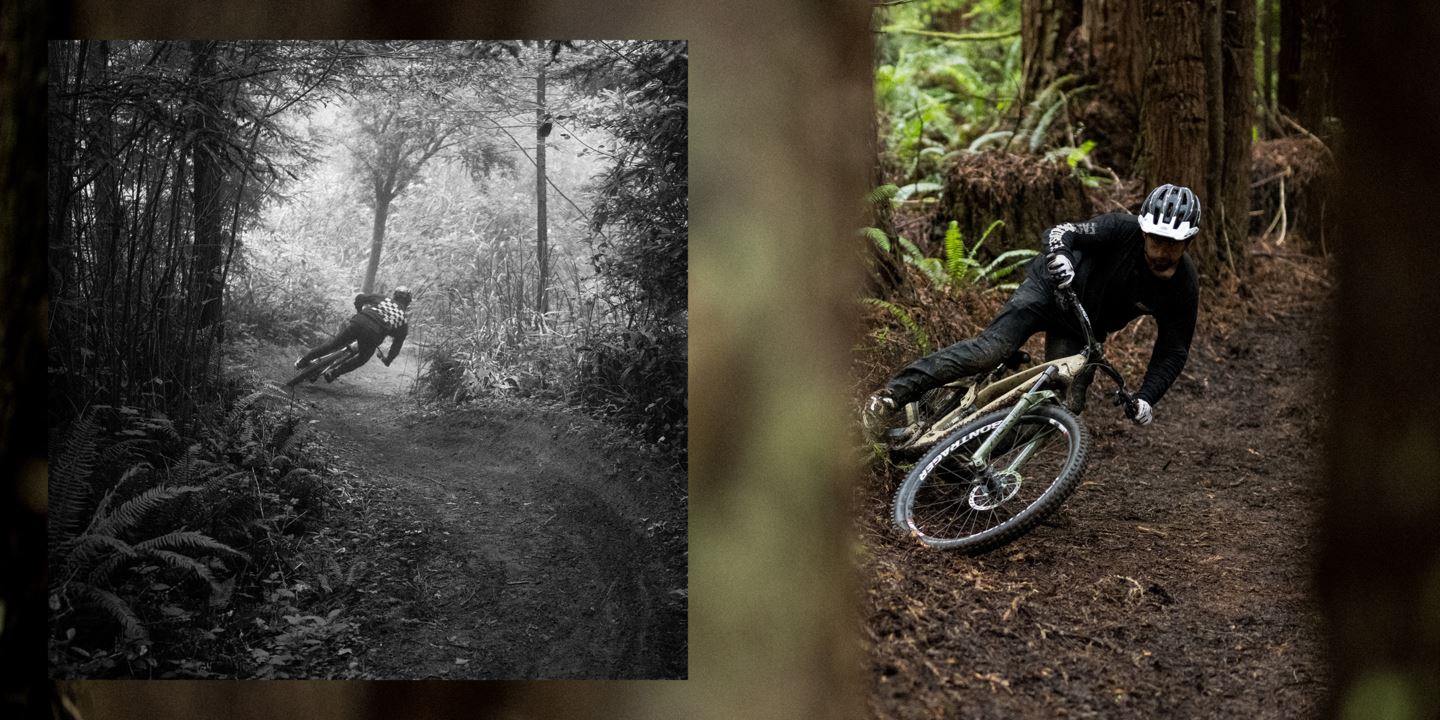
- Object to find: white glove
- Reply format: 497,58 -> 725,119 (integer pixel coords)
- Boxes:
1132,398 -> 1153,426
1047,253 -> 1075,288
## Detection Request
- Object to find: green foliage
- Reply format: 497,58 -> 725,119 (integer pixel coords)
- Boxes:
864,298 -> 931,354
866,220 -> 1034,292
874,0 -> 1022,179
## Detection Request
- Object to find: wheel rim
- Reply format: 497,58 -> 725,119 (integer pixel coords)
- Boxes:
903,414 -> 1072,545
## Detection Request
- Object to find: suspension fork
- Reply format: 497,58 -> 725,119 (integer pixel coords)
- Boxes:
969,366 -> 1059,468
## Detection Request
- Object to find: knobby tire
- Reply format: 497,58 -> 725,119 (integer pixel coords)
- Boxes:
892,403 -> 1088,554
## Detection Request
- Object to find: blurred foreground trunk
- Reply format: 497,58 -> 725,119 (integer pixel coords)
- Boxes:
1322,3 -> 1440,718
58,1 -> 872,719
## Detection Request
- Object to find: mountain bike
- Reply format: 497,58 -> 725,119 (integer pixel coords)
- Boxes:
284,343 -> 382,388
886,285 -> 1140,553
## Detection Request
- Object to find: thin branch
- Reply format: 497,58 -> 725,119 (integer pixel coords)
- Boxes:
877,27 -> 1021,42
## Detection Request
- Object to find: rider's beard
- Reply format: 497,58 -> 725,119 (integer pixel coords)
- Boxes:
1147,257 -> 1178,278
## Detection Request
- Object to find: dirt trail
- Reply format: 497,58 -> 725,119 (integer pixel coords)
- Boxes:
270,349 -> 686,679
862,281 -> 1330,717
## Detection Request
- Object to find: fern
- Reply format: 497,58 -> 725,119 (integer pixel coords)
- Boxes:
943,221 -> 967,282
865,298 -> 931,353
67,582 -> 148,641
92,485 -> 204,539
137,531 -> 251,562
65,533 -> 136,572
49,412 -> 101,547
861,226 -> 892,253
142,549 -> 217,586
865,183 -> 900,208
100,438 -> 149,467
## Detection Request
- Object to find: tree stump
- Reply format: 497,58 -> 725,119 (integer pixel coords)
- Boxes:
941,151 -> 1094,259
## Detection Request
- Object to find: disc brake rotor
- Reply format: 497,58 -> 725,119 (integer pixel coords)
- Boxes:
968,469 -> 1022,510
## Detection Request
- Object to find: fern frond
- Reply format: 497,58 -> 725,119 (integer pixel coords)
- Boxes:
88,549 -> 139,586
968,219 -> 1006,260
139,415 -> 180,444
93,486 -> 203,539
67,582 -> 148,641
864,184 -> 900,208
967,130 -> 1013,152
100,438 -> 149,467
64,533 -> 136,574
896,236 -> 925,264
864,298 -> 931,354
860,227 -> 891,253
168,444 -> 218,487
275,417 -> 309,457
944,221 -> 967,282
1028,94 -> 1067,152
136,531 -> 251,562
49,412 -> 102,547
980,249 -> 1039,281
142,549 -> 216,586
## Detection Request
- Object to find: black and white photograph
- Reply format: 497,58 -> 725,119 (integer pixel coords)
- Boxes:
45,40 -> 687,680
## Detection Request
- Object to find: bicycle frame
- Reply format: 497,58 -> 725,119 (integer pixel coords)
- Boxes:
896,286 -> 1131,454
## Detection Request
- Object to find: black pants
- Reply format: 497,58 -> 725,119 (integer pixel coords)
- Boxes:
884,276 -> 1094,409
300,314 -> 384,378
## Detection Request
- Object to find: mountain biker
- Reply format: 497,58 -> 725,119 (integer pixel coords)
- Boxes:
294,286 -> 413,382
864,183 -> 1201,432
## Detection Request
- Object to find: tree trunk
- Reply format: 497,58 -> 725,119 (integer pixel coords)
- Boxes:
362,192 -> 392,294
1261,0 -> 1275,118
536,59 -> 549,319
188,41 -> 227,332
1021,0 -> 1084,103
1218,0 -> 1254,277
1079,0 -> 1143,173
1324,2 -> 1440,717
1297,0 -> 1337,137
1277,0 -> 1300,116
1138,0 -> 1211,275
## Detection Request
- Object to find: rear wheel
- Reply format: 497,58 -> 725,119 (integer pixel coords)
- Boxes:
285,347 -> 353,388
892,403 -> 1087,553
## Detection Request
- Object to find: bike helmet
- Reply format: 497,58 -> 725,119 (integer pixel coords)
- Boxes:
392,286 -> 413,305
1138,184 -> 1201,241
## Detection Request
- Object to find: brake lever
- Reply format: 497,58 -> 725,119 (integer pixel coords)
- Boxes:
1112,390 -> 1139,420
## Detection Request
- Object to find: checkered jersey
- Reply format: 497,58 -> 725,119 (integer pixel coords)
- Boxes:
360,298 -> 408,333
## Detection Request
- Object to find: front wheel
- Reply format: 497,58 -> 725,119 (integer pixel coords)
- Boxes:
891,403 -> 1088,553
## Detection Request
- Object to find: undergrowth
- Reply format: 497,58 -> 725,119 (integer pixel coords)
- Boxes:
47,380 -> 358,679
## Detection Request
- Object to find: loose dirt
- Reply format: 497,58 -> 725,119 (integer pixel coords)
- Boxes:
256,348 -> 686,679
861,269 -> 1331,717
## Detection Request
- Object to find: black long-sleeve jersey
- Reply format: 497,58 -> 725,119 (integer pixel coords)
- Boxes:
353,293 -> 409,361
1038,212 -> 1199,406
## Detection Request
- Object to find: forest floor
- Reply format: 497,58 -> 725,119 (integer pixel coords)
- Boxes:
240,346 -> 687,679
859,252 -> 1333,717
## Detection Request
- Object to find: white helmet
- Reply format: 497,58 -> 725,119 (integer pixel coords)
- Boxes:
1138,184 -> 1201,241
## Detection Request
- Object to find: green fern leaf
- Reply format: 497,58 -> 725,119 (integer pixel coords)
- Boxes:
865,184 -> 900,208
860,227 -> 891,253
944,221 -> 967,283
864,298 -> 931,353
